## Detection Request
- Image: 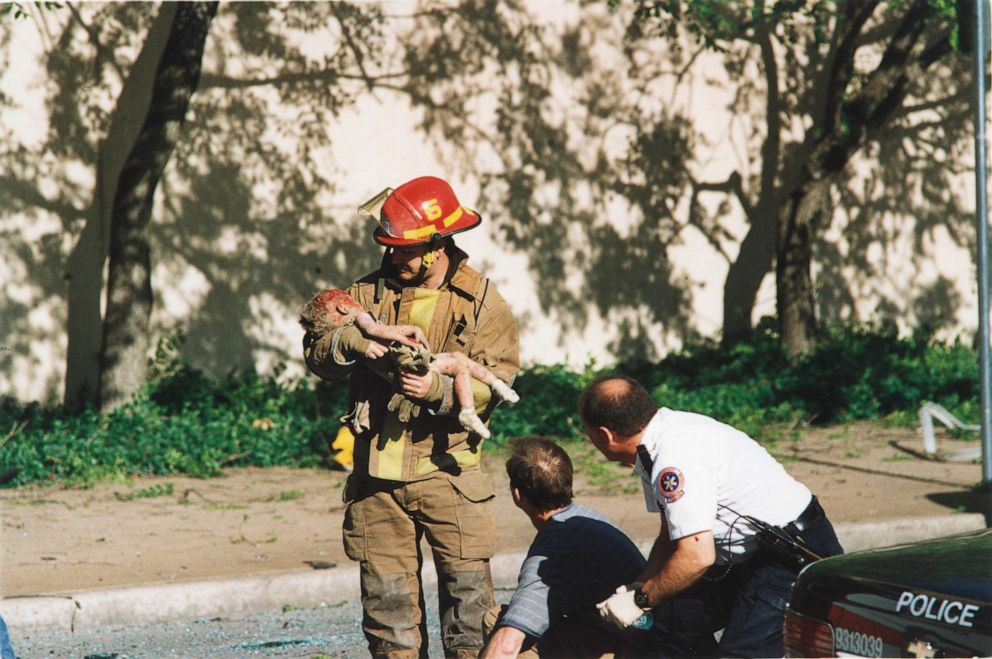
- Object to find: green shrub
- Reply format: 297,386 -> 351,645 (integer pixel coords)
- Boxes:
0,324 -> 981,487
488,363 -> 593,441
0,364 -> 348,487
776,326 -> 979,424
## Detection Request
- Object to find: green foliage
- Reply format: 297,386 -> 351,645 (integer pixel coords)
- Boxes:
0,324 -> 981,487
487,364 -> 593,440
491,320 -> 980,443
611,0 -> 959,51
609,0 -> 835,50
775,325 -> 978,424
0,358 -> 347,487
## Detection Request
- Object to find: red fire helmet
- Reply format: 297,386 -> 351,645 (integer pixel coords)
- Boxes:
359,176 -> 482,247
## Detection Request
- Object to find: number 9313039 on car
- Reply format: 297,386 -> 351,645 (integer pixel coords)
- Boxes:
784,528 -> 991,657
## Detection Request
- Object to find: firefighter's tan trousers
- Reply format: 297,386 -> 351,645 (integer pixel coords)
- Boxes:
343,470 -> 496,659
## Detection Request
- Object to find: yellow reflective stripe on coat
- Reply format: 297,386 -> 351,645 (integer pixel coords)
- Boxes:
372,414 -> 407,480
410,288 -> 440,335
414,448 -> 483,476
368,288 -> 441,481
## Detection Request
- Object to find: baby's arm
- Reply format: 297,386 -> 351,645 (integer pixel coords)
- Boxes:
353,312 -> 427,357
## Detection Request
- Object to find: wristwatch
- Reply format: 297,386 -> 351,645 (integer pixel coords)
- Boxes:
633,586 -> 650,609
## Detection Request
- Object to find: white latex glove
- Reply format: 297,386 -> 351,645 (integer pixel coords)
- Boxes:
596,585 -> 645,629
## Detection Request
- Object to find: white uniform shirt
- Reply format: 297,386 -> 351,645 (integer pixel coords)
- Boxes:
636,408 -> 812,564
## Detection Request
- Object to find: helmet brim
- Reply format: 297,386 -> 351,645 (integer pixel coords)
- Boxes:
372,209 -> 482,247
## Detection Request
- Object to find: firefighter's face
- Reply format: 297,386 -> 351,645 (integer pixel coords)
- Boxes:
390,244 -> 431,282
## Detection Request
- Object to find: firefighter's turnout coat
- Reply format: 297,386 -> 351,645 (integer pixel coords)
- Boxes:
303,247 -> 520,482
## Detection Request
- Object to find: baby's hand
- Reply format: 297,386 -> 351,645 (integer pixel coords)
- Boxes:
382,325 -> 428,351
364,339 -> 389,360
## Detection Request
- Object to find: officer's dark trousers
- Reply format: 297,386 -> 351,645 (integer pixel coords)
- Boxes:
647,507 -> 843,658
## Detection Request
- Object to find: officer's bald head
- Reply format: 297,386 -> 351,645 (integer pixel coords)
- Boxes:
578,375 -> 658,437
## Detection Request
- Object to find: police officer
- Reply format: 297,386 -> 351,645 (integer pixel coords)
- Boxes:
578,375 -> 843,657
303,176 -> 520,659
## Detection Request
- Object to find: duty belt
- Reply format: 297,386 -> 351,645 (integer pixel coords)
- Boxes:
716,498 -> 826,572
786,496 -> 824,535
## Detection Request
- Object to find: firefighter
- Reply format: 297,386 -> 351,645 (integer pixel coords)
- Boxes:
303,176 -> 520,659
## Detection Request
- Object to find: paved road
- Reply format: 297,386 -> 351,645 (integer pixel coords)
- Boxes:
10,598 -> 372,657
11,589 -> 519,658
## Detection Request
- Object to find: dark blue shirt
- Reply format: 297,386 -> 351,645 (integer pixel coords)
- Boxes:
499,503 -> 646,638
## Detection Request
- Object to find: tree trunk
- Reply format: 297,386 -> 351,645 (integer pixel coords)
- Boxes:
98,1 -> 217,413
721,24 -> 783,344
769,0 -> 947,358
776,176 -> 829,357
722,213 -> 776,342
64,4 -> 177,412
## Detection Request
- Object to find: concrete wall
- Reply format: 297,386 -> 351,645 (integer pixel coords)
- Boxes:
0,2 -> 978,404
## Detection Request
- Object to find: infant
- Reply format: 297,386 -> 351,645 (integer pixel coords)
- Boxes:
300,288 -> 518,439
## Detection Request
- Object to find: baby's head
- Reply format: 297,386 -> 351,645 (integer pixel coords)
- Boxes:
299,289 -> 364,335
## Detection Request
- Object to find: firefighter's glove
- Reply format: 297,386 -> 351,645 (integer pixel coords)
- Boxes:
391,345 -> 431,375
596,585 -> 645,630
387,392 -> 416,423
422,371 -> 445,404
332,325 -> 371,363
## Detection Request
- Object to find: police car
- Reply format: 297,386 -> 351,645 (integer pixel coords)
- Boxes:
784,528 -> 991,657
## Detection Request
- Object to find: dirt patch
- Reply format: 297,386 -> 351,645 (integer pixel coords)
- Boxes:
1,423 -> 986,597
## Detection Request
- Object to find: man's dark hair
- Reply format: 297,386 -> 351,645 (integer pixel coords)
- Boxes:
505,436 -> 573,512
578,374 -> 658,436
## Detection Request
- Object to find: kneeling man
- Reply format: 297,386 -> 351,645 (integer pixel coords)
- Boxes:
480,436 -> 655,658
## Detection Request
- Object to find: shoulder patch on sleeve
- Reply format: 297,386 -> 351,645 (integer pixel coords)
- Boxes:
657,467 -> 685,503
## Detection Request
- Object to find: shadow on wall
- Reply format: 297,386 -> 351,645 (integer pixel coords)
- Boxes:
0,3 -> 391,405
165,160 -> 381,373
0,1 -> 976,405
397,3 -> 703,361
817,69 -> 973,334
397,1 -> 972,357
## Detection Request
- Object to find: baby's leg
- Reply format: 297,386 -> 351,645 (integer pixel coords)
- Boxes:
461,359 -> 519,404
435,352 -> 519,404
432,354 -> 490,439
454,369 -> 490,439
